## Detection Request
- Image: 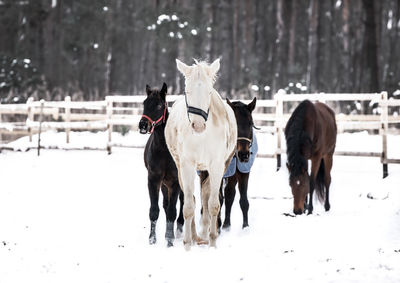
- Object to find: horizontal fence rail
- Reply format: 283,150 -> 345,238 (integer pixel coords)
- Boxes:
0,91 -> 399,177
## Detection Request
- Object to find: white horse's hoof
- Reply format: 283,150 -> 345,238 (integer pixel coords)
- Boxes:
200,232 -> 209,241
184,242 -> 191,251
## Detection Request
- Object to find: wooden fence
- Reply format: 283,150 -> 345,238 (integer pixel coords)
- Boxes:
0,91 -> 399,177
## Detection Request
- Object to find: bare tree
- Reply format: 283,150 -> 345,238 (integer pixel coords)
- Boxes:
362,0 -> 379,92
306,0 -> 319,92
0,0 -> 398,107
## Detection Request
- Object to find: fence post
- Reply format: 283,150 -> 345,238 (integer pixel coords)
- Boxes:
65,96 -> 71,143
275,90 -> 285,171
27,97 -> 34,142
317,93 -> 326,104
37,99 -> 44,156
106,97 -> 113,154
380,91 -> 389,178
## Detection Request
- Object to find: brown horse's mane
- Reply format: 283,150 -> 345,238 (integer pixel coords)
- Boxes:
285,100 -> 313,181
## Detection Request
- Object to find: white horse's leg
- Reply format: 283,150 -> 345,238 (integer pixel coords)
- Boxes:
200,174 -> 211,241
191,213 -> 202,244
208,165 -> 224,247
180,164 -> 196,250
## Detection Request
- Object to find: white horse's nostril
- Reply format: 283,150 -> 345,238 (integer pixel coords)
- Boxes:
192,121 -> 206,133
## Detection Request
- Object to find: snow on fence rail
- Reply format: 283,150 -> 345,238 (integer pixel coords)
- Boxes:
0,92 -> 399,177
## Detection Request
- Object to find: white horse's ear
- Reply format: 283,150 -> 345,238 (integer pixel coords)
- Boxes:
209,58 -> 220,76
176,59 -> 192,76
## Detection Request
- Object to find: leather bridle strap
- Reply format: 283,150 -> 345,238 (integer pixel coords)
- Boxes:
187,106 -> 209,121
185,94 -> 209,122
235,136 -> 253,159
237,137 -> 252,144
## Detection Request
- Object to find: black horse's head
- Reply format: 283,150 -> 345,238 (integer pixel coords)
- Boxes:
227,97 -> 257,163
139,83 -> 168,134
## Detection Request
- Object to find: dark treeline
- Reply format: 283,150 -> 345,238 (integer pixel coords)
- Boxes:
0,0 -> 399,103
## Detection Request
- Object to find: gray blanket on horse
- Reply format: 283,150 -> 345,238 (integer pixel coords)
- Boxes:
223,130 -> 258,178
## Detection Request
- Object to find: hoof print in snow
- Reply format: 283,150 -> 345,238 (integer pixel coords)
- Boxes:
282,213 -> 296,218
367,192 -> 389,200
284,250 -> 294,254
367,193 -> 375,199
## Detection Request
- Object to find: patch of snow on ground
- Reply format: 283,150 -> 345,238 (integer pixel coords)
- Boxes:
0,131 -> 399,283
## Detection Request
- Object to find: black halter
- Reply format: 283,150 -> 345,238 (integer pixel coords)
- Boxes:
185,93 -> 209,122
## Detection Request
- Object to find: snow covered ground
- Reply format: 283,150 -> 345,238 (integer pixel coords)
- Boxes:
0,131 -> 400,283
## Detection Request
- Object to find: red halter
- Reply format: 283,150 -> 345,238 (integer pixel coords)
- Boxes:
141,102 -> 168,134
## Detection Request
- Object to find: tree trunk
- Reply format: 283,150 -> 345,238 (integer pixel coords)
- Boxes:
288,0 -> 297,70
273,0 -> 284,93
306,0 -> 319,92
362,0 -> 379,92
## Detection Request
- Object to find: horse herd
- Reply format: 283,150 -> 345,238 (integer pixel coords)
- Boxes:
138,59 -> 337,250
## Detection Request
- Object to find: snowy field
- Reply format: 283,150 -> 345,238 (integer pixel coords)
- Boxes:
1,131 -> 400,283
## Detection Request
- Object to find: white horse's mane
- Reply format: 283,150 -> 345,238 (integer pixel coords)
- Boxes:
192,58 -> 218,85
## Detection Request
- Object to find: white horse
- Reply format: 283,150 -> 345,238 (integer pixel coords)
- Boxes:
165,58 -> 237,250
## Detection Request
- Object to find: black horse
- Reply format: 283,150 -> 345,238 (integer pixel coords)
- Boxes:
139,83 -> 184,246
219,98 -> 258,229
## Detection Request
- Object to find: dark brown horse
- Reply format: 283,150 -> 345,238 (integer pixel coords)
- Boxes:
285,100 -> 337,215
219,98 -> 257,229
139,83 -> 184,246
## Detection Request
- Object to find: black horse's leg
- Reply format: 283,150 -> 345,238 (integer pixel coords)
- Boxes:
148,174 -> 162,244
165,182 -> 180,247
223,176 -> 237,229
324,184 -> 330,212
160,184 -> 172,246
308,157 -> 322,215
217,179 -> 224,233
238,172 -> 250,228
161,184 -> 169,216
176,190 -> 184,234
308,177 -> 314,215
323,154 -> 333,211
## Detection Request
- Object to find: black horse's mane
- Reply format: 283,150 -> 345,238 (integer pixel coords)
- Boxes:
285,100 -> 313,180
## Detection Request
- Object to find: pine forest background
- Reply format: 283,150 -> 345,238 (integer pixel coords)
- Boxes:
0,0 -> 399,108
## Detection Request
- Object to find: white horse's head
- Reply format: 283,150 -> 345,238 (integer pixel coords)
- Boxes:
176,58 -> 220,134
